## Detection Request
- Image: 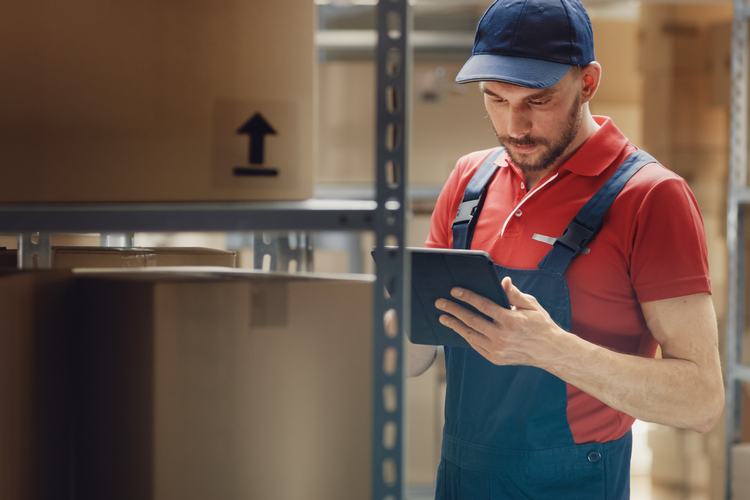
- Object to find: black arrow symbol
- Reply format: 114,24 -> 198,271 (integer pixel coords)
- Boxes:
237,113 -> 276,165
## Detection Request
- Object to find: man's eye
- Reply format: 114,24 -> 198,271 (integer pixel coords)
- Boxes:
530,100 -> 549,106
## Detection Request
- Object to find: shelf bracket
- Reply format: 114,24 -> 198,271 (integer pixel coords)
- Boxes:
252,231 -> 313,272
100,233 -> 135,247
17,233 -> 52,269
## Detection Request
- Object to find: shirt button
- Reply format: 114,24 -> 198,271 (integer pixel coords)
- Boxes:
515,209 -> 522,217
587,451 -> 601,463
520,182 -> 525,190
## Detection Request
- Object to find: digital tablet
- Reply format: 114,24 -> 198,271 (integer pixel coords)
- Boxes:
376,247 -> 511,348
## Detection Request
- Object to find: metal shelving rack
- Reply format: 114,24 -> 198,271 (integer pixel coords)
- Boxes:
727,1 -> 750,497
0,1 -> 411,499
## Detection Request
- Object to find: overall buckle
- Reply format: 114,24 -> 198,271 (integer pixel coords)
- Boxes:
556,220 -> 599,256
452,199 -> 480,226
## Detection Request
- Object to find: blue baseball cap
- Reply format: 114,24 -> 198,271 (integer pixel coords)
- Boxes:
456,0 -> 595,89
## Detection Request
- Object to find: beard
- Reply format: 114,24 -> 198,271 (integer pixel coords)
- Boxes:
494,93 -> 582,174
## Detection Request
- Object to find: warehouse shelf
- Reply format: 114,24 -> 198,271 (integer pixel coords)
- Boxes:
2,1 -> 411,499
734,187 -> 750,204
0,199 -> 378,233
314,183 -> 441,201
726,2 -> 750,497
733,364 -> 750,383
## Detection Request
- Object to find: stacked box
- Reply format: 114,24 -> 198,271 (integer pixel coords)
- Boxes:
147,247 -> 236,267
0,247 -> 236,269
648,425 -> 686,486
73,269 -> 373,500
0,0 -> 314,202
0,271 -> 73,500
732,444 -> 750,498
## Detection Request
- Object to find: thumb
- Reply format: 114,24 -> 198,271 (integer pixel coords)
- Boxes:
501,276 -> 535,310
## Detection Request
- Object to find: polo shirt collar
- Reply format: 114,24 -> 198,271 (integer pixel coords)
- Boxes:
558,116 -> 629,176
495,116 -> 629,178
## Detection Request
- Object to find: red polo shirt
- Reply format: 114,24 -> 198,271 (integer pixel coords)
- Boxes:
426,116 -> 711,444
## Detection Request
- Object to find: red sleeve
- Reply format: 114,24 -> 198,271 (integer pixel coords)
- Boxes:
424,158 -> 465,249
629,176 -> 711,302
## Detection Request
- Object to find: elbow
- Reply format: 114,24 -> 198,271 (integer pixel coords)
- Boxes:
689,386 -> 725,434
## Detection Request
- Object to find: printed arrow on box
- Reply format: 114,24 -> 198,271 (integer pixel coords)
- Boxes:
237,113 -> 277,165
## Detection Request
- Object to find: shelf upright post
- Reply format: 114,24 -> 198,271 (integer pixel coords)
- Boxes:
726,1 -> 749,497
17,233 -> 52,269
372,1 -> 411,499
100,233 -> 135,247
252,231 -> 314,272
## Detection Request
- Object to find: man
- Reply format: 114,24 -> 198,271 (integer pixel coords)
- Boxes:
408,0 -> 725,498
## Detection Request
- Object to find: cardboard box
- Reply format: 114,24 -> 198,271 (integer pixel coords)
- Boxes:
149,247 -> 236,268
0,0 -> 313,202
407,359 -> 442,485
649,425 -> 686,486
0,247 -> 157,269
73,269 -> 373,500
732,444 -> 750,498
0,247 -> 236,269
0,270 -> 73,500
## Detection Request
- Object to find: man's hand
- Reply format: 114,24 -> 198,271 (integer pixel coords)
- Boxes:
435,277 -> 724,433
435,276 -> 567,368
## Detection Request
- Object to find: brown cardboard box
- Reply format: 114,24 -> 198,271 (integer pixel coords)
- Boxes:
732,444 -> 750,498
0,0 -> 313,202
0,247 -> 157,269
0,247 -> 236,269
0,234 -> 102,250
149,247 -> 236,267
0,270 -> 73,500
73,269 -> 373,500
407,359 -> 443,485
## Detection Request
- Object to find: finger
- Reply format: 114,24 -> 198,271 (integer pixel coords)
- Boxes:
436,297 -> 496,333
438,314 -> 494,357
500,277 -> 537,311
449,287 -> 508,319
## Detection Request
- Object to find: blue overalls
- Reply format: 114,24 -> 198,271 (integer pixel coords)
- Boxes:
437,148 -> 656,499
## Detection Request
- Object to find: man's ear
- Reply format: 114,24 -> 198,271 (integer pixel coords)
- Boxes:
580,62 -> 602,104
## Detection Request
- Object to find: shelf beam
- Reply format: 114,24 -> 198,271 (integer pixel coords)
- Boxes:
0,200 -> 377,233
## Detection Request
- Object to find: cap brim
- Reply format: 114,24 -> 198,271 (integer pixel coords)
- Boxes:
455,54 -> 572,89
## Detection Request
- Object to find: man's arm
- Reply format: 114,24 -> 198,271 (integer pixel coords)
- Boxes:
409,342 -> 438,378
384,308 -> 438,377
436,277 -> 724,433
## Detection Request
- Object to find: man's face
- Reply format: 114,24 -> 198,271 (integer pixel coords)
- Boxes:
482,71 -> 583,175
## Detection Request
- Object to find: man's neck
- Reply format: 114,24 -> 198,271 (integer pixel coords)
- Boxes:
525,109 -> 600,189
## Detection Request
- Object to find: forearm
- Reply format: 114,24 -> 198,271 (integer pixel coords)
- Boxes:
438,285 -> 724,432
544,332 -> 724,433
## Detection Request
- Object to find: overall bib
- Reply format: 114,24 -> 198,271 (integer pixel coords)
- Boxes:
437,148 -> 656,500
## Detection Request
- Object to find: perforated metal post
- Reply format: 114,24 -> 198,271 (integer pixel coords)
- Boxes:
372,1 -> 411,499
726,3 -> 750,498
17,233 -> 52,269
252,231 -> 313,272
100,233 -> 135,247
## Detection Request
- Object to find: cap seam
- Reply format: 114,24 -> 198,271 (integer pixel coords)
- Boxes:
509,0 -> 531,54
558,0 -> 575,64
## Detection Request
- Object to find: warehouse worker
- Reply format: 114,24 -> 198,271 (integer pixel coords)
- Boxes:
408,0 -> 725,498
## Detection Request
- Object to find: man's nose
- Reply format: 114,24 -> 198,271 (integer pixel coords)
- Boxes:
507,106 -> 531,139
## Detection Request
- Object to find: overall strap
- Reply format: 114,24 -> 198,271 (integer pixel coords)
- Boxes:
537,149 -> 658,275
451,148 -> 505,250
